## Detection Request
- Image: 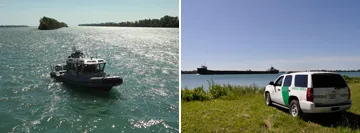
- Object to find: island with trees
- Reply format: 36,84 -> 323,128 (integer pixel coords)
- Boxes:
78,15 -> 179,28
38,16 -> 68,30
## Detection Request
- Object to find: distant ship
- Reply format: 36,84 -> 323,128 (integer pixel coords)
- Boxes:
196,65 -> 279,75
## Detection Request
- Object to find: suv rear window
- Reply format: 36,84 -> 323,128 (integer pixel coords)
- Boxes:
312,74 -> 347,88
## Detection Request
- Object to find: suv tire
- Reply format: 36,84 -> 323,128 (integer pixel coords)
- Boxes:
289,100 -> 302,118
265,92 -> 272,106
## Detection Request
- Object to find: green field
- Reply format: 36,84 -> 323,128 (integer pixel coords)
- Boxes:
181,76 -> 360,133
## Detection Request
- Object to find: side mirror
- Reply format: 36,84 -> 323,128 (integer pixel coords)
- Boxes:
269,81 -> 274,86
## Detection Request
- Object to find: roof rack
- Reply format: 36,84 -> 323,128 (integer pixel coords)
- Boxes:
286,71 -> 303,74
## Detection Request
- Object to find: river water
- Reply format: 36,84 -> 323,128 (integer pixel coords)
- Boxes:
182,72 -> 360,89
0,27 -> 179,132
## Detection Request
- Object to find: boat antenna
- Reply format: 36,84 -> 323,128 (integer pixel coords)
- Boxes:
50,63 -> 53,71
72,45 -> 76,52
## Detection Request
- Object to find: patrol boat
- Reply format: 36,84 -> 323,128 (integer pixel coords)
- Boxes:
50,48 -> 123,91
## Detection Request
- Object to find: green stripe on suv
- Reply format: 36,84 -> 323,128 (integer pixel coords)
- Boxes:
282,86 -> 289,106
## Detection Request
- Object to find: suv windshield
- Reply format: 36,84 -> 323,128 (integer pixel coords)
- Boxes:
312,73 -> 347,88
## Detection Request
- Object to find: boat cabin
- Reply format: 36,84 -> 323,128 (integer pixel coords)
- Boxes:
199,65 -> 207,69
66,57 -> 107,76
267,66 -> 279,72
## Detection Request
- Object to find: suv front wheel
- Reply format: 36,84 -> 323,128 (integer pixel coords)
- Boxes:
265,92 -> 272,106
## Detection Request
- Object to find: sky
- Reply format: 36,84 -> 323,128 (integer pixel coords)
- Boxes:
181,0 -> 360,71
0,0 -> 179,26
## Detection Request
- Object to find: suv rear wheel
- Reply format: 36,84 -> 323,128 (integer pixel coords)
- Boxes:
289,100 -> 302,118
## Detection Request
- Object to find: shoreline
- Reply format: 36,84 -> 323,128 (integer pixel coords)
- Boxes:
78,25 -> 179,28
78,15 -> 179,28
0,25 -> 29,28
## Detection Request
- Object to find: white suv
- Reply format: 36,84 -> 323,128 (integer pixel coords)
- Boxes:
264,72 -> 352,118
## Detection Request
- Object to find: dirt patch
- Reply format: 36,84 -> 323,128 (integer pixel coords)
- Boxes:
264,119 -> 272,129
243,114 -> 250,118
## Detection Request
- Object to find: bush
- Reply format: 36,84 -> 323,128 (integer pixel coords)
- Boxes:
181,86 -> 211,102
209,83 -> 227,99
343,75 -> 360,84
181,80 -> 264,102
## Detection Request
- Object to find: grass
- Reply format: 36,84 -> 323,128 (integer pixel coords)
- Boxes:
181,76 -> 360,133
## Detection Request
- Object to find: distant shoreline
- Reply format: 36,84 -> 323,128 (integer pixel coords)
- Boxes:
78,15 -> 179,28
78,25 -> 179,28
182,70 -> 360,74
181,70 -> 198,74
0,25 -> 29,28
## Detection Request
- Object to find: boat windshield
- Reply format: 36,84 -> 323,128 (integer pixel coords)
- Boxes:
99,63 -> 106,71
82,63 -> 105,73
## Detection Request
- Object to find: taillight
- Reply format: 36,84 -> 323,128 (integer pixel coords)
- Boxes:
307,88 -> 313,102
348,87 -> 351,99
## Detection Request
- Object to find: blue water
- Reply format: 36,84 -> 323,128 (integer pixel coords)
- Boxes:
0,27 -> 179,132
181,72 -> 360,89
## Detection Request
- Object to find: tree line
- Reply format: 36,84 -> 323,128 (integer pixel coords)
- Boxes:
78,15 -> 179,28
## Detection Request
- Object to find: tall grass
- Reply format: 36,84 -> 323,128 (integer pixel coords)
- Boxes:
343,75 -> 360,84
182,86 -> 211,102
181,79 -> 264,102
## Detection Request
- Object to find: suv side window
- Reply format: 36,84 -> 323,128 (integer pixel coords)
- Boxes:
295,75 -> 308,87
283,75 -> 292,87
275,76 -> 284,86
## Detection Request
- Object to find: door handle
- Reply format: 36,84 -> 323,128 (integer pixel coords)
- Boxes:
277,89 -> 280,91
